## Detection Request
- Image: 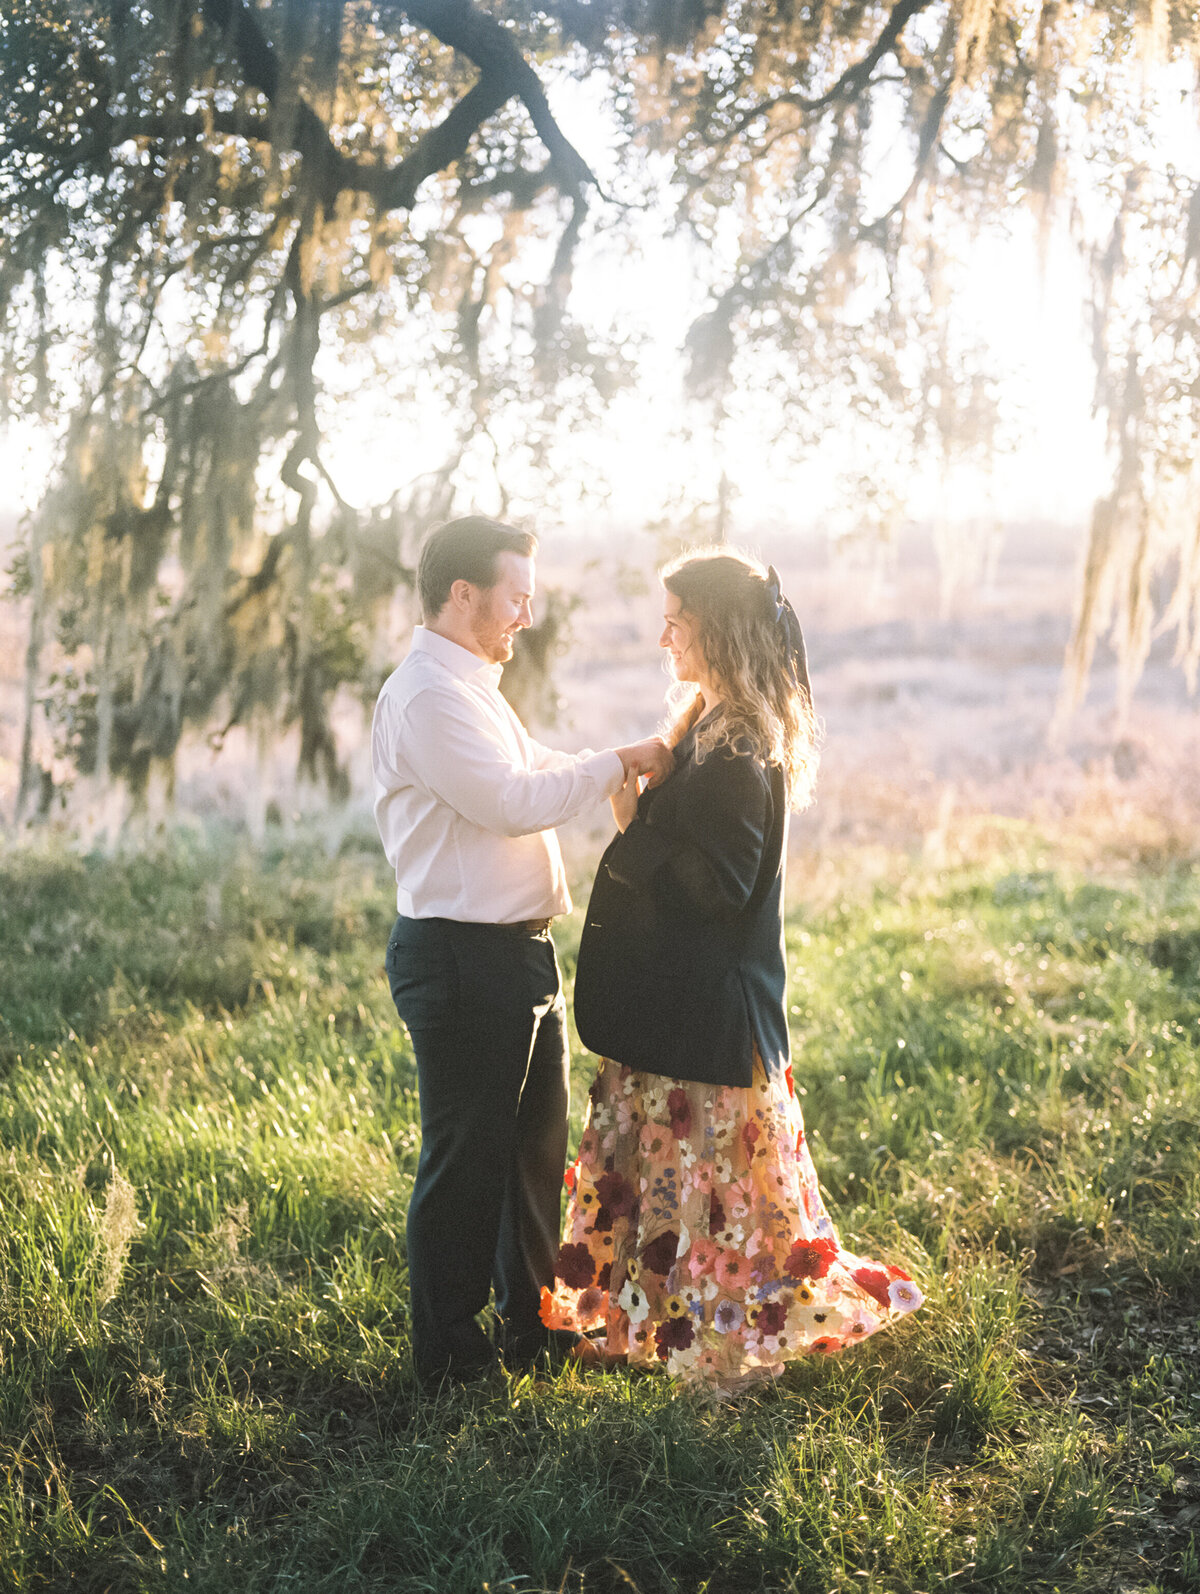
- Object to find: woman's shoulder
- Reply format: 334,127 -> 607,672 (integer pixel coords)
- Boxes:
678,739 -> 774,820
692,722 -> 772,777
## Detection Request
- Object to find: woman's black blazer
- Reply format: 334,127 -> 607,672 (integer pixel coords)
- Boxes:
573,721 -> 790,1089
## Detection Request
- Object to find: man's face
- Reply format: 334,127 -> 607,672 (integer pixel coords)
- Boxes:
467,552 -> 535,664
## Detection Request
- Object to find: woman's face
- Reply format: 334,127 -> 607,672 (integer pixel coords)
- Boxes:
660,591 -> 712,689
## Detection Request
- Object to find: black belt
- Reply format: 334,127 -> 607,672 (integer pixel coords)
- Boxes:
493,917 -> 555,938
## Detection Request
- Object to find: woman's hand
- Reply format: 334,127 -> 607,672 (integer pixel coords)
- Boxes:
610,777 -> 640,832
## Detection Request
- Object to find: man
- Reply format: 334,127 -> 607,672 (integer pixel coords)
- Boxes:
371,515 -> 672,1386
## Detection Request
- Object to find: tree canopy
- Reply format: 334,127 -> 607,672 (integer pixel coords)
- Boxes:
3,0 -> 1199,817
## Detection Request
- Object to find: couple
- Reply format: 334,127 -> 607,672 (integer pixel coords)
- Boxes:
371,516 -> 922,1393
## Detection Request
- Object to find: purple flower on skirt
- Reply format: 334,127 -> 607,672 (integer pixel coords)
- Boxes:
597,1170 -> 638,1219
748,1253 -> 778,1288
575,1286 -> 605,1320
713,1299 -> 744,1335
888,1278 -> 923,1312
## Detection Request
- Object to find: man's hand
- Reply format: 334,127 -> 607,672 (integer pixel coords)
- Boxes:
616,736 -> 674,790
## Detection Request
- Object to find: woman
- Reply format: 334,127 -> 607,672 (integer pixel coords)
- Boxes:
541,549 -> 923,1389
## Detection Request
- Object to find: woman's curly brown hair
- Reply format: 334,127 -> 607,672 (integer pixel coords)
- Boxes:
660,547 -> 820,810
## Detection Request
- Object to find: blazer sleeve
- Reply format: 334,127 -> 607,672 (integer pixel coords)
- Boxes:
605,748 -> 770,919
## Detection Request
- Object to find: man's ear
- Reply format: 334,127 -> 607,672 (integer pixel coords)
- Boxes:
448,577 -> 475,610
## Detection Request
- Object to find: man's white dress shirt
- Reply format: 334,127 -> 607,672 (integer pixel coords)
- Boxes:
371,626 -> 625,922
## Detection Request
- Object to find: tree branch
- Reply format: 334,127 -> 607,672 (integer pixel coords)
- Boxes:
716,0 -> 936,150
200,0 -> 348,202
197,0 -> 597,214
403,0 -> 596,194
684,177 -> 836,395
457,165 -> 557,212
377,76 -> 516,210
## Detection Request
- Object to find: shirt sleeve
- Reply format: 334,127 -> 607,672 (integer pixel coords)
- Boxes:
605,749 -> 770,919
396,685 -> 625,836
529,737 -> 600,774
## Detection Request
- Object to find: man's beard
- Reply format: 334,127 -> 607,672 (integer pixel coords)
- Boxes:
471,601 -> 514,663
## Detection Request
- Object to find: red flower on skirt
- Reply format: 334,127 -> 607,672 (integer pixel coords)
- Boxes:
640,1230 -> 680,1276
556,1242 -> 595,1289
667,1088 -> 692,1138
784,1236 -> 838,1281
853,1265 -> 892,1308
596,1170 -> 638,1219
758,1300 -> 788,1335
655,1316 -> 696,1359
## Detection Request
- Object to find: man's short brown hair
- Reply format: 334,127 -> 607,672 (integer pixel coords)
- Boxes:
417,516 -> 537,620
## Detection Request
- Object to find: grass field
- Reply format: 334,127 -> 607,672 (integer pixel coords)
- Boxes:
0,827 -> 1197,1593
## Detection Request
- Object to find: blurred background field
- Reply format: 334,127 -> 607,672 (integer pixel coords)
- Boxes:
6,512 -> 1200,866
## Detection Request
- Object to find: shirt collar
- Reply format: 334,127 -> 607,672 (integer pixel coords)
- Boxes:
410,625 -> 504,687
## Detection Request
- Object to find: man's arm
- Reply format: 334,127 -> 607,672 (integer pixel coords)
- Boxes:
530,735 -> 672,788
393,688 -> 666,836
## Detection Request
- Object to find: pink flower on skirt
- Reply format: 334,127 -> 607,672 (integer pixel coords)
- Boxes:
714,1248 -> 752,1289
687,1237 -> 719,1279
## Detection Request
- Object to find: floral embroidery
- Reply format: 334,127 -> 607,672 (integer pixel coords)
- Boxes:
596,1170 -> 637,1218
640,1230 -> 679,1275
541,1057 -> 924,1389
888,1278 -> 923,1311
667,1088 -> 692,1138
853,1265 -> 893,1308
714,1248 -> 752,1289
556,1241 -> 595,1289
784,1235 -> 839,1282
713,1298 -> 744,1334
655,1316 -> 695,1358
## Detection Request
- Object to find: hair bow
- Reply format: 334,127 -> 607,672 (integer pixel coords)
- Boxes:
766,564 -> 813,708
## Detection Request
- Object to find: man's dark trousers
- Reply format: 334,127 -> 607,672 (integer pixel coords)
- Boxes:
385,913 -> 569,1383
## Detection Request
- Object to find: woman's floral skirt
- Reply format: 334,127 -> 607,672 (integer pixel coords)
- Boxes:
541,1057 -> 923,1389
